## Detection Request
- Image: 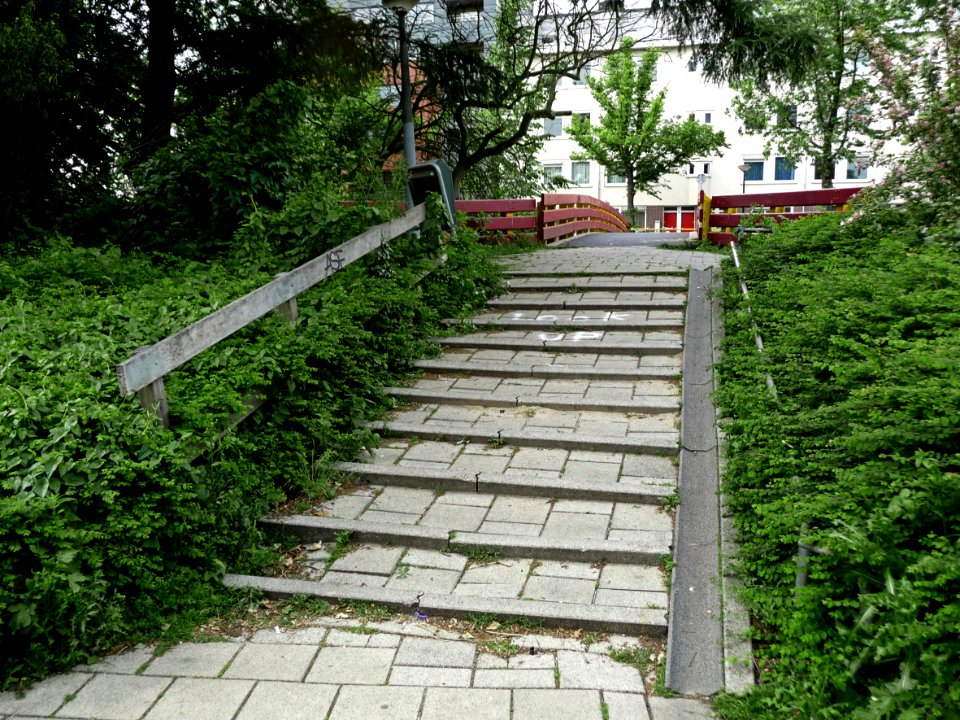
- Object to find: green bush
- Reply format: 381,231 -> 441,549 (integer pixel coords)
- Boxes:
0,198 -> 501,689
715,212 -> 960,719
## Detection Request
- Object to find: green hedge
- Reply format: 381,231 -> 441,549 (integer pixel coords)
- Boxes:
0,201 -> 502,688
715,212 -> 960,719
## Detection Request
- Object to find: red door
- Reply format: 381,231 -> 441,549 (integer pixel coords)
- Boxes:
681,210 -> 695,230
663,211 -> 678,230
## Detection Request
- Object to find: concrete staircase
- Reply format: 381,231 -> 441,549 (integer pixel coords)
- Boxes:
226,253 -> 692,641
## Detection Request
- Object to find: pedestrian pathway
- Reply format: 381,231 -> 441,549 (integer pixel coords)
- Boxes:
0,245 -> 745,719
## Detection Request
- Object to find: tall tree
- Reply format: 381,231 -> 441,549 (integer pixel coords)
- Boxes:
567,40 -> 726,224
729,0 -> 907,188
394,0 -> 651,194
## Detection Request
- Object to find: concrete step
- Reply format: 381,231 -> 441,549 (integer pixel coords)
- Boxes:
434,333 -> 682,356
367,420 -> 678,454
442,312 -> 684,332
223,574 -> 668,635
384,386 -> 679,414
260,515 -> 671,564
505,276 -> 687,292
487,294 -> 686,311
333,462 -> 674,504
413,357 -> 680,380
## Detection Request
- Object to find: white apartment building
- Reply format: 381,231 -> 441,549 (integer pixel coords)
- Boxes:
539,42 -> 880,230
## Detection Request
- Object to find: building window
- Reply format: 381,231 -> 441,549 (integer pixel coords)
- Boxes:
814,163 -> 836,181
704,112 -> 712,124
573,65 -> 591,85
744,160 -> 764,181
543,164 -> 563,184
575,112 -> 590,125
571,161 -> 590,184
606,170 -> 626,184
779,104 -> 798,126
544,117 -> 562,137
702,162 -> 711,175
774,156 -> 795,181
846,158 -> 868,180
688,163 -> 695,175
687,57 -> 697,71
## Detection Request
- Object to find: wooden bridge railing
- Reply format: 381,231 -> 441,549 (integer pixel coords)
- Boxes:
456,193 -> 629,244
699,187 -> 865,245
116,205 -> 427,427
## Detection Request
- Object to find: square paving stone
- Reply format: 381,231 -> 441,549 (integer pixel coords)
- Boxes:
523,575 -> 597,604
605,691 -> 651,720
320,571 -> 389,587
329,686 -> 424,720
234,682 -> 338,720
459,558 -> 531,585
611,504 -> 672,532
541,380 -> 587,395
143,642 -> 239,678
305,647 -> 396,685
358,509 -> 423,525
222,643 -> 318,681
400,441 -> 464,464
508,448 -> 569,472
325,629 -> 372,647
513,689 -> 602,719
599,565 -> 665,592
389,666 -> 471,687
419,502 -> 489,531
552,500 -> 614,515
647,696 -> 716,719
472,670 -> 556,688
421,688 -> 510,720
0,673 -> 92,717
486,496 -> 552,524
594,589 -> 668,609
478,520 -> 543,537
435,491 -> 497,507
403,548 -> 469,571
386,565 -> 460,594
78,646 -> 154,675
250,627 -> 327,645
143,678 -> 252,720
330,545 -> 404,575
556,651 -> 645,691
524,412 -> 579,430
533,560 -> 600,581
370,487 -> 437,515
394,637 -> 476,668
318,491 -> 374,519
452,377 -> 503,391
541,512 -> 611,540
450,453 -> 512,474
429,405 -> 486,423
621,454 -> 677,479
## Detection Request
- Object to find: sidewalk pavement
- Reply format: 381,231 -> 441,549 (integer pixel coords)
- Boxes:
0,616 -> 715,720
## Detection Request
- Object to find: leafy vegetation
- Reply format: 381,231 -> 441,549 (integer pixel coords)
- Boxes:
714,210 -> 960,718
0,197 -> 502,690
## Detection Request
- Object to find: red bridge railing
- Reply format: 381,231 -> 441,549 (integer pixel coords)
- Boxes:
699,187 -> 865,245
457,193 -> 629,244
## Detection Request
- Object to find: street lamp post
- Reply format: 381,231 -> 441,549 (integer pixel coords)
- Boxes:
383,0 -> 419,208
737,163 -> 751,195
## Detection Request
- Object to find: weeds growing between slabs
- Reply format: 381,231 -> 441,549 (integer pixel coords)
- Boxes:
0,198 -> 503,689
714,210 -> 960,719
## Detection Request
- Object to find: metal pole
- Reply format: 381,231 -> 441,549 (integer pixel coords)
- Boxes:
398,10 -> 416,210
741,172 -> 746,194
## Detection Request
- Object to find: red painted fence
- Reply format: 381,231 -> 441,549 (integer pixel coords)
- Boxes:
457,194 -> 629,244
699,187 -> 865,245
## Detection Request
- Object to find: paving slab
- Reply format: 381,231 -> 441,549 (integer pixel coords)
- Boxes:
221,643 -> 318,681
522,574 -> 596,603
556,651 -> 645,691
0,674 -> 92,717
472,670 -> 556,688
142,677 -> 253,720
328,686 -> 424,720
394,637 -> 476,668
142,642 -> 239,678
78,646 -> 154,675
604,691 -> 652,720
420,688 -> 511,720
234,682 -> 338,720
647,696 -> 716,719
513,689 -> 602,720
305,647 -> 396,685
389,666 -> 472,687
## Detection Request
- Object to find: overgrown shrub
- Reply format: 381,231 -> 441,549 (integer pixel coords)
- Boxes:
715,212 -> 960,719
0,198 -> 501,689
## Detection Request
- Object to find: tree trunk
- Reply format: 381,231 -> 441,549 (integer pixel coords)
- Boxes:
625,174 -> 636,227
137,0 -> 176,161
817,153 -> 835,189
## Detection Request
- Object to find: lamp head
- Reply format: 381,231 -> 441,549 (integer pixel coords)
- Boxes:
737,163 -> 751,174
383,0 -> 418,11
